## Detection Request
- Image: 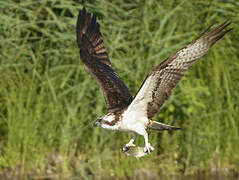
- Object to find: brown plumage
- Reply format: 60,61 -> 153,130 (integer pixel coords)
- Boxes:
127,20 -> 232,119
76,8 -> 231,153
76,8 -> 133,113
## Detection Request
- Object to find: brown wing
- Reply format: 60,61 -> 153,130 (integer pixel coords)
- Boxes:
76,8 -> 133,113
126,20 -> 232,119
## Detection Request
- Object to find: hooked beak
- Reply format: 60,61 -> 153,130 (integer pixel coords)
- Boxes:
93,119 -> 101,127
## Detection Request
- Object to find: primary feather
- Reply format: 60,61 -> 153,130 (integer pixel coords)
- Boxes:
76,8 -> 133,113
76,8 -> 231,154
127,20 -> 232,119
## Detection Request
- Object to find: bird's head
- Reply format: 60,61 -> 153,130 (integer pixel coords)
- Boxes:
94,113 -> 118,130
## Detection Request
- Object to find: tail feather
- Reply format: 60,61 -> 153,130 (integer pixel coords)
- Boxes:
148,120 -> 181,131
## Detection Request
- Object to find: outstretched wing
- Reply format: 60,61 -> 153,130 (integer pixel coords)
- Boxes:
76,8 -> 133,113
126,21 -> 231,119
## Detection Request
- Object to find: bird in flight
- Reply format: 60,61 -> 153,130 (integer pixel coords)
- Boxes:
76,8 -> 231,153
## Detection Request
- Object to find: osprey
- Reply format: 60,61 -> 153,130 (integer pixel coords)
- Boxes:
76,8 -> 231,153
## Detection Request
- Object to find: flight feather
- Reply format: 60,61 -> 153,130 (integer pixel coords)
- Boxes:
127,20 -> 232,119
76,8 -> 133,113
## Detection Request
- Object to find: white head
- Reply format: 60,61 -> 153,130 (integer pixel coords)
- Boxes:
93,113 -> 119,130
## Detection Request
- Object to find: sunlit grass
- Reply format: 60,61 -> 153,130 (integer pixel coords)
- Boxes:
0,0 -> 238,179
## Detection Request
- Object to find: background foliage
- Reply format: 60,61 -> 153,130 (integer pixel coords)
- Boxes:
0,0 -> 238,179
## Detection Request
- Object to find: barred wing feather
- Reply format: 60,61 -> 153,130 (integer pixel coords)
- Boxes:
127,21 -> 231,119
76,8 -> 133,113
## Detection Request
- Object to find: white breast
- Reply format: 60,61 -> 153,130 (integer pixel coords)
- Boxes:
120,109 -> 148,134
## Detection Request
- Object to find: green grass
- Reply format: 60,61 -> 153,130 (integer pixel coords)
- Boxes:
0,0 -> 239,179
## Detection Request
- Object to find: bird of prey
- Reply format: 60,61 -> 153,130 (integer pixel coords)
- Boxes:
76,8 -> 231,153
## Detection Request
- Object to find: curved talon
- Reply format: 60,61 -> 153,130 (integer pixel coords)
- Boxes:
144,143 -> 154,153
122,146 -> 129,152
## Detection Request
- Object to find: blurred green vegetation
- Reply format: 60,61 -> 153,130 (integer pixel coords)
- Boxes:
0,0 -> 238,179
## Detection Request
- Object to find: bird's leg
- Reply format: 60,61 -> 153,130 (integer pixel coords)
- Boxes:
122,132 -> 137,152
125,132 -> 136,147
143,131 -> 154,153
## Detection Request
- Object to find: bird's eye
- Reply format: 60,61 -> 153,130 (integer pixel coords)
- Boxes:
101,119 -> 105,124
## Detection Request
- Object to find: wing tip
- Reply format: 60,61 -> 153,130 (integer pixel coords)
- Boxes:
76,7 -> 100,46
209,20 -> 232,45
76,8 -> 112,66
197,20 -> 232,46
